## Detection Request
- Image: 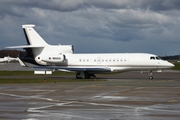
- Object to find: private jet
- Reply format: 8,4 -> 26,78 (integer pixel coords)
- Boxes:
0,56 -> 18,63
7,25 -> 174,79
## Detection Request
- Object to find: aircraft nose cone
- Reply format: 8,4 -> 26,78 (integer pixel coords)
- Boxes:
171,63 -> 175,67
168,62 -> 174,68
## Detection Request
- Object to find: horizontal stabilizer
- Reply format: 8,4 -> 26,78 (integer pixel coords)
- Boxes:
6,45 -> 45,49
22,24 -> 35,28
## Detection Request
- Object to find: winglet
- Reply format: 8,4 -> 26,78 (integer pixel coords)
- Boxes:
22,24 -> 35,28
17,57 -> 28,67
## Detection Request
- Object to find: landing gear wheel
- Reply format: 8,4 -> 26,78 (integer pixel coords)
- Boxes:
149,76 -> 153,80
76,72 -> 96,79
85,72 -> 90,79
149,71 -> 153,80
90,73 -> 96,78
76,73 -> 82,79
88,73 -> 96,79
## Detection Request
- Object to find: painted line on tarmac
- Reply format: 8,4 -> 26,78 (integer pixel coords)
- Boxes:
0,92 -> 60,102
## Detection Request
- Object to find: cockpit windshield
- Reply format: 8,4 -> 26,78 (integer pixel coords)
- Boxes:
156,57 -> 161,60
150,56 -> 161,60
150,56 -> 155,60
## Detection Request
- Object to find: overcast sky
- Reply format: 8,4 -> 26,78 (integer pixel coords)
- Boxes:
0,0 -> 180,56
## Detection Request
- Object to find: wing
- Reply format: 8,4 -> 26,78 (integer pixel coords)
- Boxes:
33,66 -> 111,72
17,57 -> 111,72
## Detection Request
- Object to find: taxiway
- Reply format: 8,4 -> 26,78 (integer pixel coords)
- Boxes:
0,63 -> 180,120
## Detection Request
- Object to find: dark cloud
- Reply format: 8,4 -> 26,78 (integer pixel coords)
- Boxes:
1,0 -> 180,15
140,0 -> 180,11
0,0 -> 180,55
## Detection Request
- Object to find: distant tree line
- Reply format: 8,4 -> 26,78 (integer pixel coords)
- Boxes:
0,49 -> 25,58
160,55 -> 180,60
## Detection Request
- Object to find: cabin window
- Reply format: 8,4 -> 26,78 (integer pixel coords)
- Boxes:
79,59 -> 82,62
49,57 -> 51,60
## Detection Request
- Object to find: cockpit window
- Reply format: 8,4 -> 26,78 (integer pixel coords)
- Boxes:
150,56 -> 161,60
150,56 -> 155,60
156,57 -> 161,60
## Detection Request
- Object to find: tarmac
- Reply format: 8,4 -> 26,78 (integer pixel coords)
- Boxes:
0,63 -> 180,120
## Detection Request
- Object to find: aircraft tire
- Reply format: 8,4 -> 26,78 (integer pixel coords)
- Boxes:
149,76 -> 153,80
84,72 -> 90,79
76,73 -> 82,79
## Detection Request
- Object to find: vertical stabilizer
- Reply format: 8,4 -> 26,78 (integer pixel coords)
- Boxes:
22,24 -> 48,46
22,25 -> 48,65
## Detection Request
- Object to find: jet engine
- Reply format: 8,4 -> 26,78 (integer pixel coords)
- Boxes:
57,45 -> 74,53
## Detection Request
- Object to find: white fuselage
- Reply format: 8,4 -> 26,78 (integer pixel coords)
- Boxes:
36,53 -> 173,72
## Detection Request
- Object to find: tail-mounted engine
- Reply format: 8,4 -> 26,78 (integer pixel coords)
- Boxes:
58,45 -> 74,53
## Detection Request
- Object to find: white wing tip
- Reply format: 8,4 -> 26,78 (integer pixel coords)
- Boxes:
22,24 -> 35,28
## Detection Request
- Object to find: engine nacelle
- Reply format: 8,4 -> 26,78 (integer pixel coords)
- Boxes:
41,54 -> 66,63
57,45 -> 74,53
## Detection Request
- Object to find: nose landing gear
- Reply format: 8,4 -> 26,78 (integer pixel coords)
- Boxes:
149,71 -> 153,80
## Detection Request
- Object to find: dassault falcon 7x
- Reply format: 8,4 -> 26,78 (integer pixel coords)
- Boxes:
7,24 -> 174,79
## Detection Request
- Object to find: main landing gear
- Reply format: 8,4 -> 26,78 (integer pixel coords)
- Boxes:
76,72 -> 96,79
149,71 -> 153,80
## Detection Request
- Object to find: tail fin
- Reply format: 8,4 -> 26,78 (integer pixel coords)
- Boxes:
22,25 -> 48,46
19,25 -> 49,65
6,24 -> 73,66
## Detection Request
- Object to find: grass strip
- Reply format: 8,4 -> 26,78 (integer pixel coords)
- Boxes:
172,62 -> 180,71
